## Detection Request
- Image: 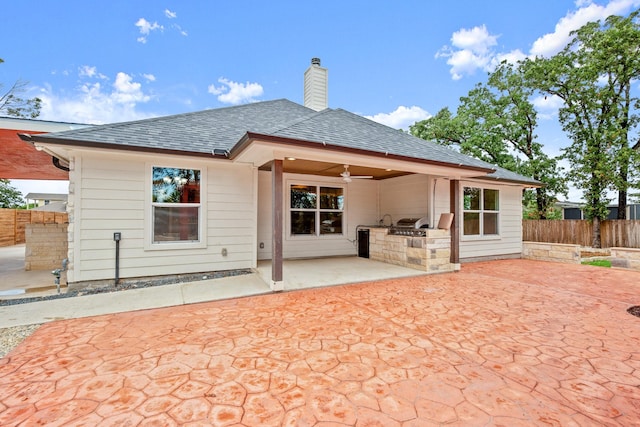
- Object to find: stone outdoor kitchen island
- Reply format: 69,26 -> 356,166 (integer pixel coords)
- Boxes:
368,227 -> 454,273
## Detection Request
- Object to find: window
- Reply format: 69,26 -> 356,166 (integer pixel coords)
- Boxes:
152,167 -> 201,243
290,184 -> 344,236
463,187 -> 499,236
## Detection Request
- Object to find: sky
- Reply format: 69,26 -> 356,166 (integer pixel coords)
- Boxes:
2,0 -> 639,201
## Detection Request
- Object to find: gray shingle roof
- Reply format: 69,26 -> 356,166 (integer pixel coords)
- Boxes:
270,108 -> 493,171
33,99 -> 315,155
29,98 -> 540,185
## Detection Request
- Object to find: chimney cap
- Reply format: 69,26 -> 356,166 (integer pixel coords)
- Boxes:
311,57 -> 321,66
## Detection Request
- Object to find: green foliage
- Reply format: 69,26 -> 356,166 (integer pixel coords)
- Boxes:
0,58 -> 42,118
0,179 -> 24,208
581,259 -> 611,268
523,11 -> 640,246
523,198 -> 562,219
410,61 -> 567,219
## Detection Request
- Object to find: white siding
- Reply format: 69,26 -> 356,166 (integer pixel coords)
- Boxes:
459,181 -> 523,260
379,174 -> 430,225
72,151 -> 256,283
257,172 -> 378,259
303,63 -> 328,111
408,177 -> 524,260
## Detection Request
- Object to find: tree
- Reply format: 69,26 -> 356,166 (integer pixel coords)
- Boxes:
0,179 -> 24,208
524,11 -> 640,247
0,58 -> 42,118
411,61 -> 566,219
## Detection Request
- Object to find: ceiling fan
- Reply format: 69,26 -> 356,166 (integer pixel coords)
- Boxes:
340,164 -> 373,183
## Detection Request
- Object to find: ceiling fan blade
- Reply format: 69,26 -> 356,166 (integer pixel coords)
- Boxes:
351,175 -> 373,179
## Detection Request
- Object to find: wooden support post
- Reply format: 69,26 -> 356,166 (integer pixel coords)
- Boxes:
271,159 -> 284,290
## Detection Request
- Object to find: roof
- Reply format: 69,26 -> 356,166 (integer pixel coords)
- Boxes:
25,99 -> 314,156
25,193 -> 68,201
22,99 -> 540,185
31,201 -> 67,212
476,165 -> 542,186
268,108 -> 492,171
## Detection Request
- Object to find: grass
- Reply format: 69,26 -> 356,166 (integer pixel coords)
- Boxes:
581,259 -> 612,268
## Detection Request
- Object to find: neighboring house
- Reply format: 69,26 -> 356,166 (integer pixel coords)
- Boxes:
556,201 -> 586,220
24,193 -> 68,208
557,201 -> 640,220
19,59 -> 540,289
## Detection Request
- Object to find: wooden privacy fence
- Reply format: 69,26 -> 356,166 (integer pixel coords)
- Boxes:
523,220 -> 640,248
0,209 -> 68,247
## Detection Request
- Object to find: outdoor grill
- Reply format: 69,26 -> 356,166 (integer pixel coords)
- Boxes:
389,217 -> 429,237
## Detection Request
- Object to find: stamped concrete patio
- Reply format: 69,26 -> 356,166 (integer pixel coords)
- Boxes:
0,259 -> 638,426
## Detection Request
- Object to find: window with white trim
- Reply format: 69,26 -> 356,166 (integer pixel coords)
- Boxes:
290,184 -> 344,236
151,167 -> 201,243
463,187 -> 499,236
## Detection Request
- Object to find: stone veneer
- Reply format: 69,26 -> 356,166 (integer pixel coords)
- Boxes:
368,227 -> 454,273
522,241 -> 581,264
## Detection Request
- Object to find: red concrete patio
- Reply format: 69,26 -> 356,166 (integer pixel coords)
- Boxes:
0,259 -> 639,426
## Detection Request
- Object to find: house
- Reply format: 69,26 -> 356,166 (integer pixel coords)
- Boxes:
24,193 -> 68,208
557,201 -> 640,220
19,59 -> 540,290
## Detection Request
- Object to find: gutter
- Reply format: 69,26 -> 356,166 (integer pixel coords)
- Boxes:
19,132 -> 71,172
17,132 -> 229,160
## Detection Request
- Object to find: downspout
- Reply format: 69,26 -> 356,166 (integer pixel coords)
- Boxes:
52,157 -> 70,172
19,135 -> 71,172
431,176 -> 448,228
432,178 -> 439,228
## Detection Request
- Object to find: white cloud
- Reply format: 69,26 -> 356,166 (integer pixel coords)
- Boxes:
532,94 -> 565,119
207,78 -> 264,105
112,72 -> 150,104
451,25 -> 498,53
490,49 -> 527,69
78,65 -> 107,80
165,9 -> 177,19
365,106 -> 431,130
36,72 -> 155,124
142,73 -> 156,82
530,0 -> 640,56
438,0 -> 640,79
172,24 -> 188,37
436,25 -> 499,80
135,18 -> 163,43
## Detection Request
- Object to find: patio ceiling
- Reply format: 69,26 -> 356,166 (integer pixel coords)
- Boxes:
259,158 -> 412,180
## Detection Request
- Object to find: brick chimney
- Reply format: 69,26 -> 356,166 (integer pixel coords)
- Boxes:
303,58 -> 328,111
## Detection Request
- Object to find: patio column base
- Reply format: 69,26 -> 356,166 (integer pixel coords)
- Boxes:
453,263 -> 461,272
270,280 -> 284,292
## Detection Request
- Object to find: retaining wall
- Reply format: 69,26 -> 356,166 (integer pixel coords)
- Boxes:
522,241 -> 581,264
610,247 -> 640,271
